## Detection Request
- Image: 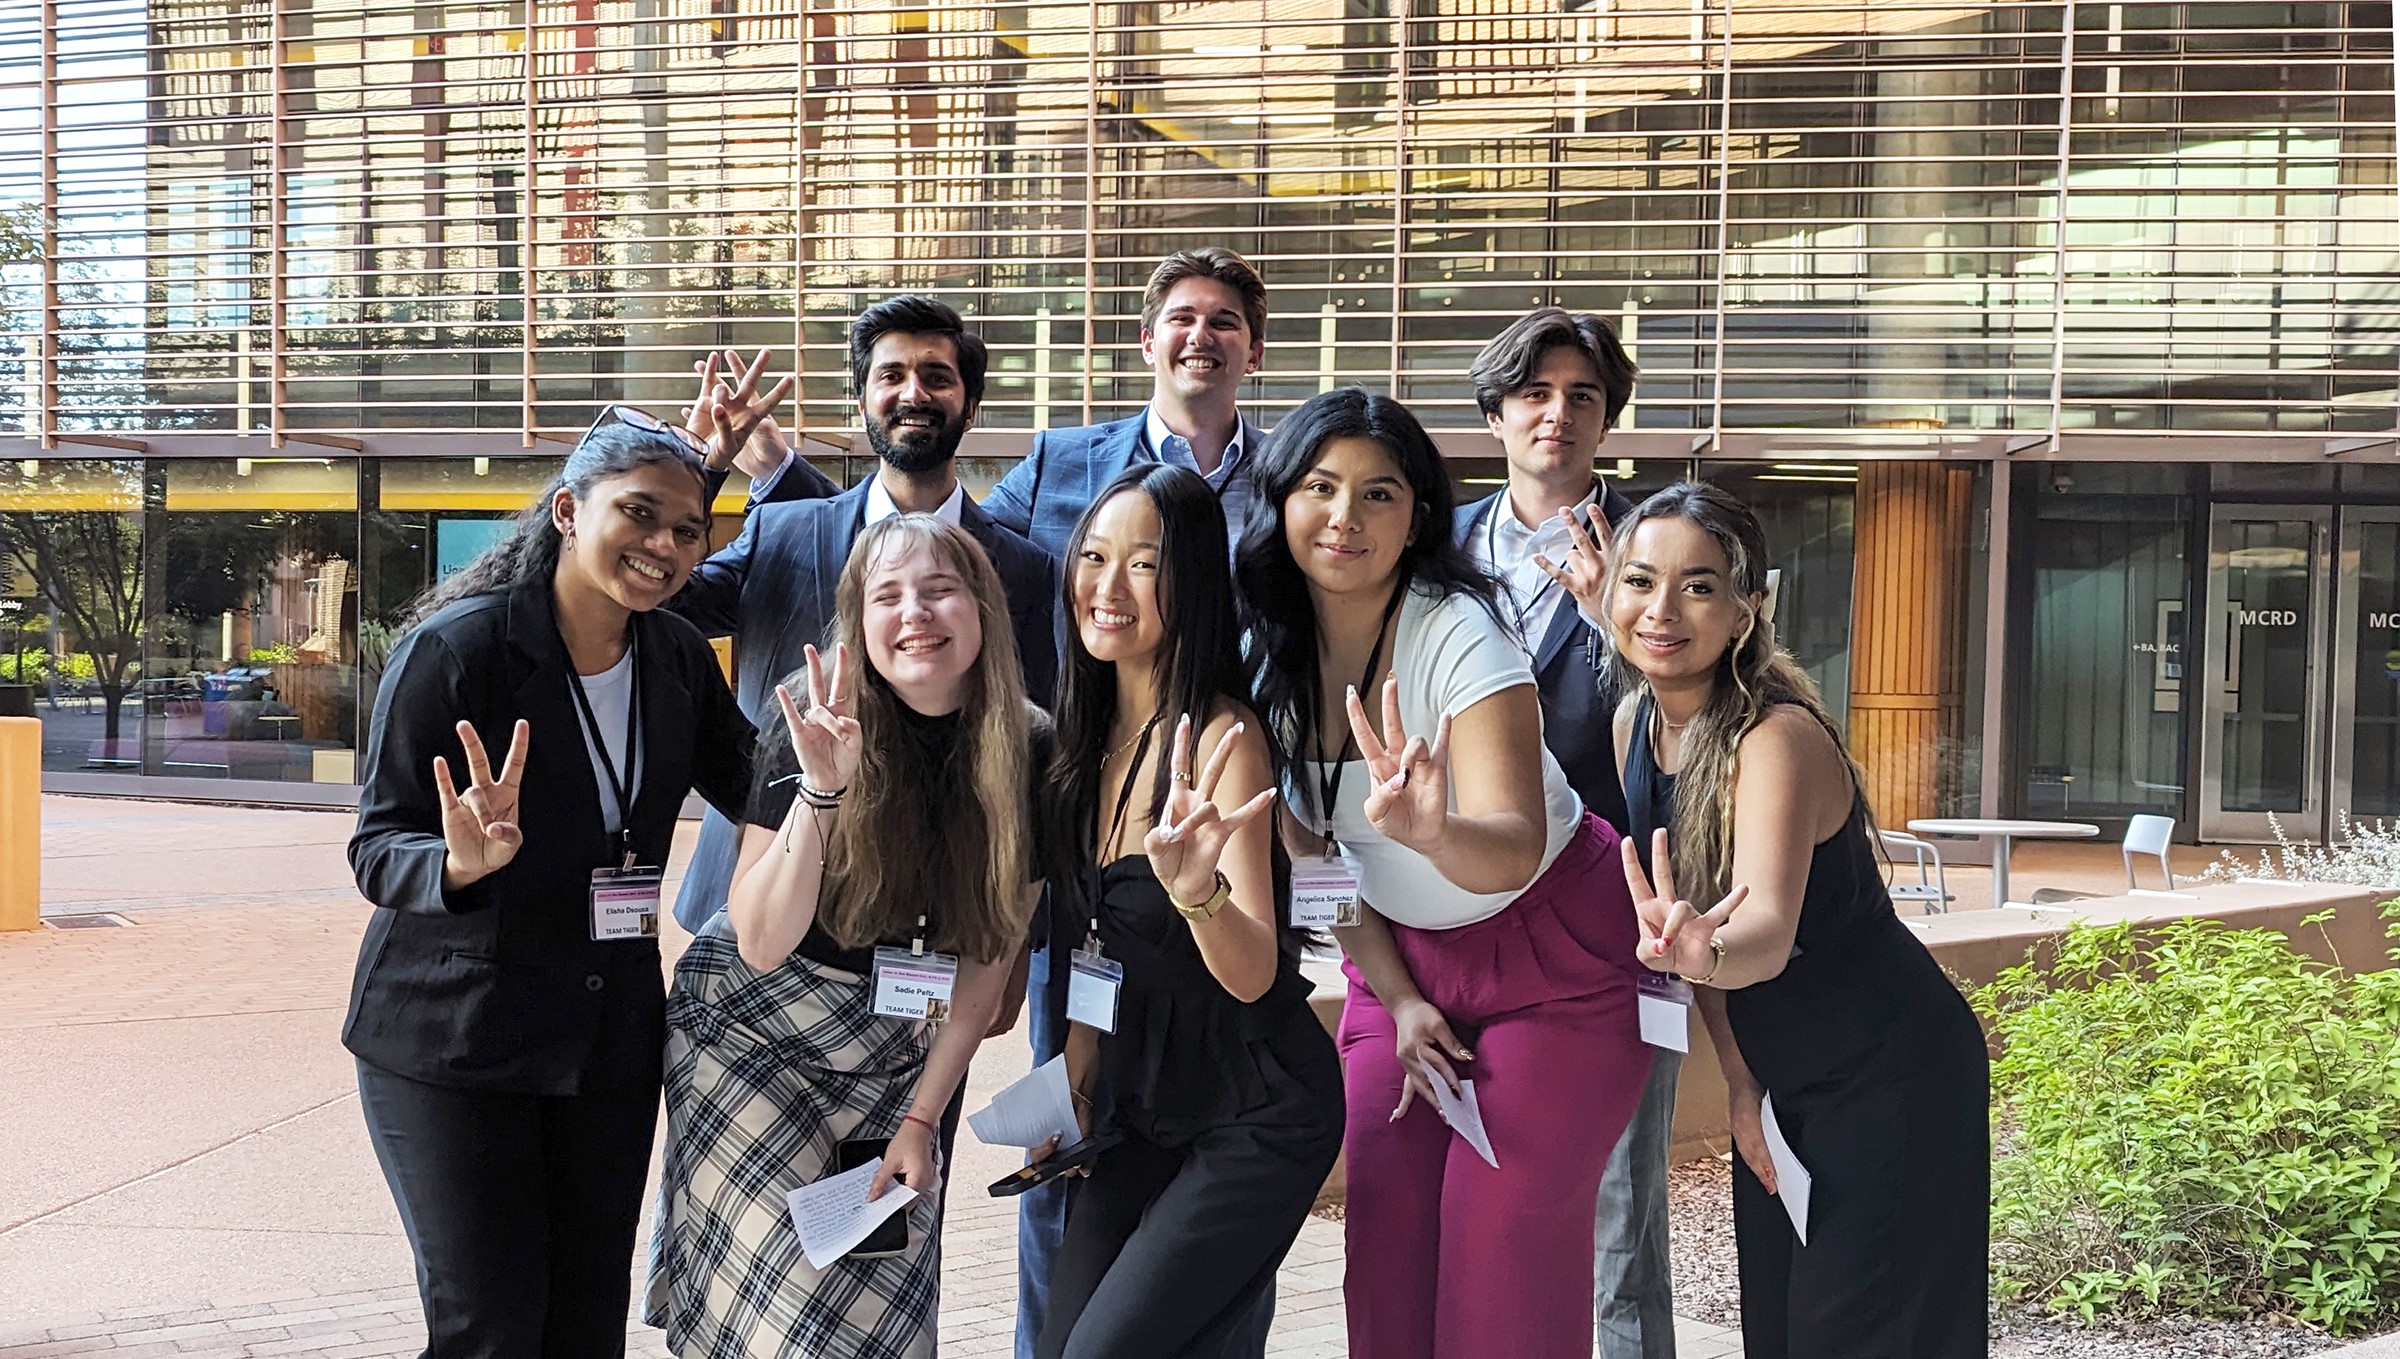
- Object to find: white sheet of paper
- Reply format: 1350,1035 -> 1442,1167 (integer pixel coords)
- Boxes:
786,1157 -> 919,1270
1759,1094 -> 1812,1246
967,1054 -> 1081,1149
1429,1076 -> 1499,1169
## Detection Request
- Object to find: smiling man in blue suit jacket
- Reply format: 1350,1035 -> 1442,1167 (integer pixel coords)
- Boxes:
667,296 -> 1057,933
984,247 -> 1268,558
982,247 -> 1273,1359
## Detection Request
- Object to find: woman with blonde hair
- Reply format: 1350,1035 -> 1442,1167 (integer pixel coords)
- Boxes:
646,513 -> 1047,1359
1605,480 -> 1988,1359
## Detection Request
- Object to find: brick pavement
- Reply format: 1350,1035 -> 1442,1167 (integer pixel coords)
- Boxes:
0,794 -> 1745,1358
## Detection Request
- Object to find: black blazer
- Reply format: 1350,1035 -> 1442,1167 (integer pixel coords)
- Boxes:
1452,484 -> 1638,835
343,577 -> 754,1096
665,475 -> 1059,929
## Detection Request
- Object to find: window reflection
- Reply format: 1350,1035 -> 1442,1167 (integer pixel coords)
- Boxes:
146,459 -> 361,784
0,460 -> 147,773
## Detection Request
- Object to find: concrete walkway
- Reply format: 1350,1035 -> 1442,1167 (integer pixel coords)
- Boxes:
0,795 -> 1743,1358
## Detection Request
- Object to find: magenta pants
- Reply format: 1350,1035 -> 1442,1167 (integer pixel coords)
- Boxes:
1337,813 -> 1650,1359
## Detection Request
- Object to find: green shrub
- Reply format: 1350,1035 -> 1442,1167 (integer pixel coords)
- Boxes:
1975,908 -> 2400,1334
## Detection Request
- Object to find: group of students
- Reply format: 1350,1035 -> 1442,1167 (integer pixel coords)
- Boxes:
343,247 -> 1993,1359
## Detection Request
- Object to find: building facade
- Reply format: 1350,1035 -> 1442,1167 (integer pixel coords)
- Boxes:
0,0 -> 2393,842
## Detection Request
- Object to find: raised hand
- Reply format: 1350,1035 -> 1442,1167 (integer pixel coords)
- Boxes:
434,718 -> 529,888
1345,678 -> 1453,855
775,643 -> 862,797
1533,505 -> 1613,624
684,348 -> 796,476
1621,827 -> 1747,977
1144,713 -> 1276,910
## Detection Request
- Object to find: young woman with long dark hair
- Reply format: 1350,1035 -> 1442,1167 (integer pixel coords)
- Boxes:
646,514 -> 1043,1359
1031,463 -> 1343,1358
346,410 -> 755,1357
1605,481 -> 1988,1359
1235,387 -> 1650,1359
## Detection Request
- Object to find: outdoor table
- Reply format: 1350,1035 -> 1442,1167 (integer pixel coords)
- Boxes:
1905,818 -> 2100,907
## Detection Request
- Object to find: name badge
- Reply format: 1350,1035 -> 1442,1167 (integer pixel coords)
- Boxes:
1636,972 -> 1694,1053
1291,851 -> 1364,930
1066,947 -> 1124,1033
588,866 -> 663,941
871,946 -> 959,1022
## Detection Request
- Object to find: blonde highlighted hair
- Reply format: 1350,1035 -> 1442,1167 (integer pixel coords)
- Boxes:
1603,480 -> 1868,907
805,514 -> 1033,964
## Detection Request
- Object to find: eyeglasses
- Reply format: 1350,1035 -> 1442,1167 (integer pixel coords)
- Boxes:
581,404 -> 709,461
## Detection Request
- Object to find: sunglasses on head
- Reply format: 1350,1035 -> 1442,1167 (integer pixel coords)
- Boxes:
581,404 -> 708,461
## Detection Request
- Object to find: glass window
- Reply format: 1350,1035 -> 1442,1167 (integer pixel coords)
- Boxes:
1701,461 -> 1856,718
2021,462 -> 2193,818
0,460 -> 147,774
147,458 -> 362,785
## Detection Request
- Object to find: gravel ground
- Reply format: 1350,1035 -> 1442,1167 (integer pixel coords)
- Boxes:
1666,1155 -> 2363,1358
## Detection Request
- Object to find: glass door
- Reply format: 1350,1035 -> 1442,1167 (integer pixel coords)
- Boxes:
2335,508 -> 2400,824
2198,505 -> 2331,843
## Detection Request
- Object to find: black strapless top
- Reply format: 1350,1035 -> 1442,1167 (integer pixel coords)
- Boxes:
1055,856 -> 1316,1147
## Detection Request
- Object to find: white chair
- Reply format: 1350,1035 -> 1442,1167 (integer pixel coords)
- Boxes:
1878,830 -> 1952,915
2123,814 -> 2176,891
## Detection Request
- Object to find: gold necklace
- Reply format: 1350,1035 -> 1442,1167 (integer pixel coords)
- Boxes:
1106,713 -> 1160,764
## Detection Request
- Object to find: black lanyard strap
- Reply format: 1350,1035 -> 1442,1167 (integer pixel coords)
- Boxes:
1088,715 -> 1161,940
1311,571 -> 1411,847
565,624 -> 641,863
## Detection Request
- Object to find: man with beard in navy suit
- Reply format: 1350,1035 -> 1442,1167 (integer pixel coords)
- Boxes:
667,295 -> 1057,933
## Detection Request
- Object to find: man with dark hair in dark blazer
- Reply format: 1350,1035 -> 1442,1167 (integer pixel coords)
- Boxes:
1454,306 -> 1679,1359
667,295 -> 1058,932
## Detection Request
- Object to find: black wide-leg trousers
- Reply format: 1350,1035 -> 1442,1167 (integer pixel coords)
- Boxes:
356,1059 -> 659,1359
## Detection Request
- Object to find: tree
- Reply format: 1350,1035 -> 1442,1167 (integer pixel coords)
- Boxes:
0,501 -> 142,739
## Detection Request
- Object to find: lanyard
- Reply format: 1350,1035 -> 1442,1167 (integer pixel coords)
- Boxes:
1086,715 -> 1161,949
1311,572 -> 1411,848
564,624 -> 641,866
1485,495 -> 1597,637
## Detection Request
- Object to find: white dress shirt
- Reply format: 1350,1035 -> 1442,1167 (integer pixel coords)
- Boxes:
1473,483 -> 1599,640
865,474 -> 965,527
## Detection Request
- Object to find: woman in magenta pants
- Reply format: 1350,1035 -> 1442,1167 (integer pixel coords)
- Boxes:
1234,388 -> 1651,1358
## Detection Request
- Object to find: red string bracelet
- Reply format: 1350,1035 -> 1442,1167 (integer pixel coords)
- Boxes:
901,1113 -> 938,1136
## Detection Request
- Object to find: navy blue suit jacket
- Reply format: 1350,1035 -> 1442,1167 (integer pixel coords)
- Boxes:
982,411 -> 1266,557
666,476 -> 1060,928
1454,484 -> 1638,835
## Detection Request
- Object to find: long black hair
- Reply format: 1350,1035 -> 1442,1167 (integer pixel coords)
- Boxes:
407,421 -> 708,625
1045,463 -> 1247,876
1233,386 -> 1501,827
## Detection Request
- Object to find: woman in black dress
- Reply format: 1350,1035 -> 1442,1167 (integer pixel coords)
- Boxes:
1033,464 -> 1344,1359
1602,481 -> 1989,1359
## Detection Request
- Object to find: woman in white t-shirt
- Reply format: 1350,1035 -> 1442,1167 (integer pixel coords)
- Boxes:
1234,387 -> 1652,1359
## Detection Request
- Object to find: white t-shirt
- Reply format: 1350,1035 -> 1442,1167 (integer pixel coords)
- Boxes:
569,650 -> 641,837
1294,586 -> 1583,930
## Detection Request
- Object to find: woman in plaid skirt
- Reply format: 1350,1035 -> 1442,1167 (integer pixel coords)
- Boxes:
646,515 -> 1048,1359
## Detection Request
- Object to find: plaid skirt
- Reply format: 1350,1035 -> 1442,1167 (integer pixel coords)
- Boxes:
644,918 -> 943,1359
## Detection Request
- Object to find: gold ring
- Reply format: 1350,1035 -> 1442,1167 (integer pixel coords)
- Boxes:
1174,771 -> 1194,785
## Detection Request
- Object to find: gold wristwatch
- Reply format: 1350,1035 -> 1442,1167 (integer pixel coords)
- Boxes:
1172,871 -> 1232,923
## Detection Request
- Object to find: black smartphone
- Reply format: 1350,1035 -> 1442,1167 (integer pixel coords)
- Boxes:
988,1131 -> 1118,1198
832,1136 -> 910,1259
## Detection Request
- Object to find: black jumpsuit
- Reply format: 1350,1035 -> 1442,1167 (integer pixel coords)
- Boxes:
1625,695 -> 1991,1359
1035,853 -> 1345,1359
